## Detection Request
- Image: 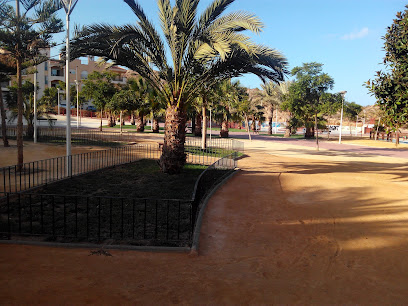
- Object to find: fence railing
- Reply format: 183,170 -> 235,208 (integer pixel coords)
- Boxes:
2,126 -> 247,151
1,126 -> 140,145
370,131 -> 408,143
0,153 -> 239,247
0,193 -> 193,245
1,140 -> 244,197
0,144 -> 160,197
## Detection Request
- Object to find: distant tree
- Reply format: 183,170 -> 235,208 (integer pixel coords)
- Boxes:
344,101 -> 363,135
6,81 -> 54,138
366,6 -> 408,145
109,89 -> 135,134
0,0 -> 63,168
281,62 -> 335,150
82,71 -> 118,131
0,53 -> 16,147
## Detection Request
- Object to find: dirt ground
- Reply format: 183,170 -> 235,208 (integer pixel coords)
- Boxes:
1,138 -> 408,304
0,140 -> 113,168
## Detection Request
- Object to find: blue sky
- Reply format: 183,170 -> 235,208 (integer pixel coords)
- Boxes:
51,0 -> 407,106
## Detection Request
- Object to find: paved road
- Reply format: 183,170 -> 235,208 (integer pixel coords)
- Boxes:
229,132 -> 408,159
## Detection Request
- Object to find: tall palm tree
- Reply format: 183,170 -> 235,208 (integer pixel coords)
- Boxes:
70,0 -> 288,173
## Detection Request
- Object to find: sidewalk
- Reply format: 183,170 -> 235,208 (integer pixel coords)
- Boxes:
1,139 -> 408,303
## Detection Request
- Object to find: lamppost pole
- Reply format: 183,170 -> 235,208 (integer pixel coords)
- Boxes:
57,88 -> 61,115
33,67 -> 37,143
61,0 -> 79,176
339,91 -> 347,144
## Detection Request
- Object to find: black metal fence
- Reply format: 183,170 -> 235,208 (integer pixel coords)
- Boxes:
1,126 -> 140,145
0,144 -> 159,197
1,138 -> 243,197
0,127 -> 243,246
1,126 -> 247,151
0,153 -> 238,246
0,193 -> 193,245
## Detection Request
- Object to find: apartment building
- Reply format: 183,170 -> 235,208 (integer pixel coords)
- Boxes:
1,47 -> 129,108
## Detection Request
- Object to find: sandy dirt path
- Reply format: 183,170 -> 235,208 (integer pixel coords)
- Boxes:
1,140 -> 408,304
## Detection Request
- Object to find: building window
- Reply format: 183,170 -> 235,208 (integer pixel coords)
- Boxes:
70,69 -> 76,75
45,76 -> 48,85
44,62 -> 48,71
81,71 -> 88,80
51,68 -> 63,76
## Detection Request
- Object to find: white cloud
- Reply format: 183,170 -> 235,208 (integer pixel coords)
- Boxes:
341,27 -> 369,40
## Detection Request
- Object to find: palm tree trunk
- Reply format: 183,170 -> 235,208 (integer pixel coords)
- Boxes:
245,114 -> 251,141
201,106 -> 207,149
120,111 -> 123,135
100,110 -> 103,131
0,88 -> 9,147
220,120 -> 229,138
152,118 -> 159,133
268,116 -> 273,135
315,113 -> 319,151
136,114 -> 144,132
191,114 -> 195,135
159,104 -> 187,174
194,112 -> 202,136
284,113 -> 291,138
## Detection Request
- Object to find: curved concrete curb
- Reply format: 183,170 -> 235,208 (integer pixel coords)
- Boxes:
190,168 -> 241,256
0,239 -> 190,253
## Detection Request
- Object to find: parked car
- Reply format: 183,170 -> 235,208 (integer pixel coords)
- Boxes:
86,105 -> 97,112
60,104 -> 75,109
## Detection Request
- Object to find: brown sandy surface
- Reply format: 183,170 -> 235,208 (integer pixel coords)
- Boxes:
1,139 -> 408,304
0,140 -> 113,168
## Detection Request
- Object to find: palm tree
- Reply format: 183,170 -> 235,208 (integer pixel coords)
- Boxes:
127,78 -> 152,132
70,0 -> 288,173
213,79 -> 238,138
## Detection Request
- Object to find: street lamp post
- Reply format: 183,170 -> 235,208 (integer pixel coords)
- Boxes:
61,0 -> 79,176
57,88 -> 61,115
338,91 -> 347,144
33,67 -> 37,143
75,79 -> 80,128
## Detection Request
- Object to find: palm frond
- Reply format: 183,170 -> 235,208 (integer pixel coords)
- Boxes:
198,0 -> 235,29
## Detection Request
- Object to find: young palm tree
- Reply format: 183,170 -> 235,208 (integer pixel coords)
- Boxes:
70,0 -> 288,173
214,79 -> 240,138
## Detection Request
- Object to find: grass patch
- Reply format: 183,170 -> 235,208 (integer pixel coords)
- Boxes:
103,125 -> 164,130
186,146 -> 244,158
